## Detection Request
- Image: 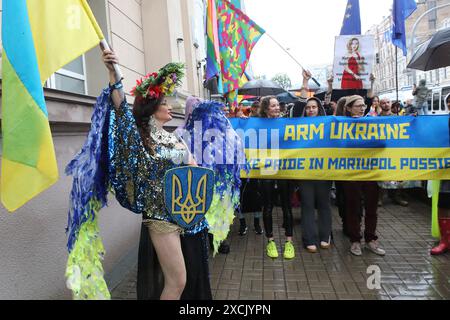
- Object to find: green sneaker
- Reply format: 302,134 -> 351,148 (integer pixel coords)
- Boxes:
283,241 -> 295,259
266,240 -> 279,258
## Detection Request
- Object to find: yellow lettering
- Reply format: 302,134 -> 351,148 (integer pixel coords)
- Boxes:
343,123 -> 355,139
367,124 -> 379,140
330,123 -> 342,139
399,123 -> 410,139
284,125 -> 296,141
310,124 -> 324,139
296,125 -> 309,140
379,124 -> 386,139
386,124 -> 399,139
355,123 -> 367,140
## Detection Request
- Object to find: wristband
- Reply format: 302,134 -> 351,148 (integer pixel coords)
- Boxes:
109,79 -> 124,91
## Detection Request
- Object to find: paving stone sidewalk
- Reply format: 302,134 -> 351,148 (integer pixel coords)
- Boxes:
112,193 -> 450,300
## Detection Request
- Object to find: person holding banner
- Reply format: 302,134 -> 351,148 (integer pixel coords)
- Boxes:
239,105 -> 264,236
102,50 -> 212,300
341,38 -> 364,90
342,95 -> 385,256
299,97 -> 333,253
259,96 -> 295,259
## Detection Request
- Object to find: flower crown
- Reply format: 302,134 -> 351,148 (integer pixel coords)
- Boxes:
131,63 -> 184,101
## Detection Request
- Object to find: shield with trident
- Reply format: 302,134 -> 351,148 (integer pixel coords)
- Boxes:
164,166 -> 214,229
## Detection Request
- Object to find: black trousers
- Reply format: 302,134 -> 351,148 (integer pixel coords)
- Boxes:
261,180 -> 293,238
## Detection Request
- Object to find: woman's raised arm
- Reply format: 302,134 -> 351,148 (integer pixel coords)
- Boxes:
102,49 -> 125,110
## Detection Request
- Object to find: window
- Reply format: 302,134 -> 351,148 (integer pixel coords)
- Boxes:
442,18 -> 450,29
432,91 -> 440,111
429,19 -> 437,30
427,1 -> 437,30
442,87 -> 450,111
46,56 -> 87,95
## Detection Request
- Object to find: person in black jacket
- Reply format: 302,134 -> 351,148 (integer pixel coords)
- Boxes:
238,179 -> 263,235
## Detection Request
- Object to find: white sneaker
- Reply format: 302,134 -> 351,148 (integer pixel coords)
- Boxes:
367,241 -> 386,256
350,242 -> 362,256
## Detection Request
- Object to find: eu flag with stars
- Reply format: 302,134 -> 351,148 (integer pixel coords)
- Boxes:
391,0 -> 417,56
340,0 -> 361,35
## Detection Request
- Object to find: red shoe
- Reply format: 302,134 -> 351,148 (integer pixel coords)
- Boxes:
431,218 -> 450,255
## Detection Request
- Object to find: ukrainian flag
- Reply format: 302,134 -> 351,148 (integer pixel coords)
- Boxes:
1,0 -> 104,212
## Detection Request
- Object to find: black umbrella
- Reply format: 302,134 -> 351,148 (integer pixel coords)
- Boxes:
238,79 -> 286,96
315,89 -> 368,101
277,91 -> 298,103
407,27 -> 450,71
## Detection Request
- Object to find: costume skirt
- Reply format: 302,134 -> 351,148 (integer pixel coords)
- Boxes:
136,223 -> 212,300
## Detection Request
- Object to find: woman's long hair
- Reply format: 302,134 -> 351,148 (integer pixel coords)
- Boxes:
335,97 -> 348,116
346,37 -> 360,53
259,96 -> 277,118
132,96 -> 163,155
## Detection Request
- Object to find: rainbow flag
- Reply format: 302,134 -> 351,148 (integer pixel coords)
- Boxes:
217,0 -> 265,109
229,0 -> 242,9
1,0 -> 104,212
206,0 -> 223,93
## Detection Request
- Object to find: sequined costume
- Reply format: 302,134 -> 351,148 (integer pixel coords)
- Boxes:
136,98 -> 245,300
108,99 -> 208,235
65,88 -> 211,300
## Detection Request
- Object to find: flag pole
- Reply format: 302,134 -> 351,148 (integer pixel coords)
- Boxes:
395,46 -> 399,102
264,32 -> 321,87
100,39 -> 123,82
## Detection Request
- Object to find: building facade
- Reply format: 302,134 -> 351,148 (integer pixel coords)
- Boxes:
367,0 -> 450,97
0,0 -> 206,299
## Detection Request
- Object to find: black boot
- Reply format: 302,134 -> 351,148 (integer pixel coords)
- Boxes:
238,218 -> 248,236
218,240 -> 230,254
254,218 -> 263,235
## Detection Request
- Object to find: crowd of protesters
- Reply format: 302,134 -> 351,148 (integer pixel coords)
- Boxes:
223,70 -> 450,259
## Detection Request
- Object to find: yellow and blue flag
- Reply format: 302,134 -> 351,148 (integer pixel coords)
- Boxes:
1,0 -> 104,211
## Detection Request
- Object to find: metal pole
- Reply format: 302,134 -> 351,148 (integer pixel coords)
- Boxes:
100,39 -> 123,82
409,3 -> 450,85
264,32 -> 321,87
395,46 -> 399,102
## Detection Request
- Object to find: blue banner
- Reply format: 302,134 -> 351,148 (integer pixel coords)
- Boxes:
230,115 -> 450,181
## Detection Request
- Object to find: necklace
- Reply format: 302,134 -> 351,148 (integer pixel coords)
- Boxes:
148,116 -> 178,147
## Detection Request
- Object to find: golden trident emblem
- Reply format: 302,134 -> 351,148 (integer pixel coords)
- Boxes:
172,169 -> 207,224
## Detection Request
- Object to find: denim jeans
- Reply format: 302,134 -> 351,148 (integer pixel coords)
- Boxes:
415,101 -> 428,115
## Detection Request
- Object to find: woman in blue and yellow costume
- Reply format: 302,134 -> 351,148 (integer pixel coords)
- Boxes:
137,94 -> 244,300
65,49 -> 221,300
